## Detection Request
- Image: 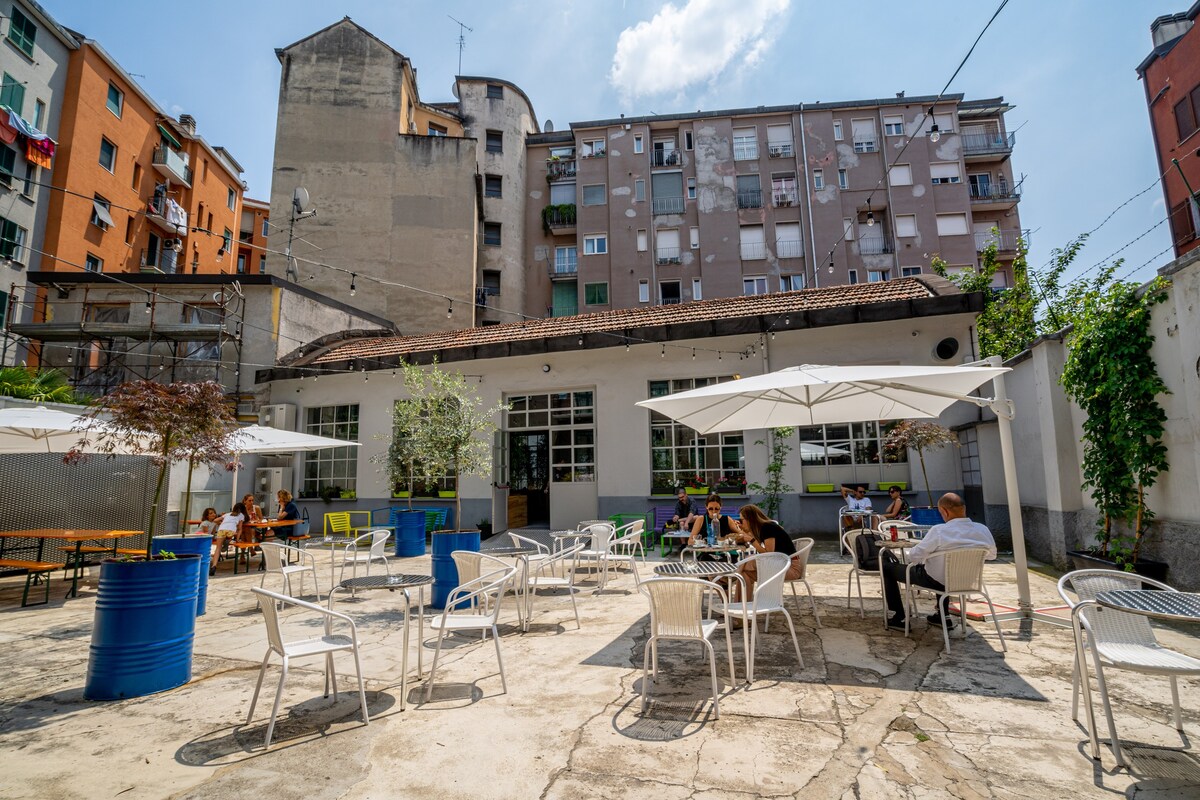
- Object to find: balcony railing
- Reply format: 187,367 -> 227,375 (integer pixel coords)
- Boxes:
660,296 -> 682,305
546,159 -> 577,180
767,143 -> 793,158
140,245 -> 181,273
852,134 -> 877,153
776,239 -> 803,259
974,228 -> 1029,252
962,131 -> 1016,156
733,142 -> 758,160
737,189 -> 763,209
550,303 -> 579,318
858,235 -> 895,255
239,230 -> 253,243
650,150 -> 681,167
152,146 -> 192,186
651,196 -> 685,215
969,183 -> 1021,203
549,257 -> 578,278
740,241 -> 766,260
772,190 -> 798,207
655,247 -> 682,265
542,204 -> 577,231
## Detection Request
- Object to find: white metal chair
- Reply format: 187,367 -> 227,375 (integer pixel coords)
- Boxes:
639,577 -> 737,719
507,532 -> 550,565
608,519 -> 647,571
246,587 -> 368,749
258,541 -> 322,607
879,520 -> 921,539
576,522 -> 616,589
339,528 -> 391,591
1058,569 -> 1200,767
903,547 -> 1006,652
784,537 -> 822,627
526,541 -> 586,629
423,560 -> 519,703
710,552 -> 805,683
452,551 -> 518,631
843,530 -> 879,617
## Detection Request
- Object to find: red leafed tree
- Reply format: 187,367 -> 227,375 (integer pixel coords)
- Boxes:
71,381 -> 237,558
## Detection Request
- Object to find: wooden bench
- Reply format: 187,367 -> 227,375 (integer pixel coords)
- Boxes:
0,558 -> 59,607
58,545 -> 144,578
230,541 -> 262,574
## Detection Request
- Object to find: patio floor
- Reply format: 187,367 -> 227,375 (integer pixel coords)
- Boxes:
0,537 -> 1197,799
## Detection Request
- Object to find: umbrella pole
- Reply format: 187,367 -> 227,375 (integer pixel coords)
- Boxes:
230,459 -> 240,511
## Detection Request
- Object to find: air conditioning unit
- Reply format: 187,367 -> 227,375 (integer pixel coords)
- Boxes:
163,238 -> 183,252
258,403 -> 297,430
254,467 -> 293,512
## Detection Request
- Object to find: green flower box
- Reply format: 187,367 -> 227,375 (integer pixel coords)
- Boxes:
876,482 -> 908,491
392,491 -> 411,498
684,487 -> 709,496
806,483 -> 835,493
438,490 -> 457,498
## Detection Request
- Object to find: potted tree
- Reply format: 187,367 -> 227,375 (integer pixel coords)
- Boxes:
884,420 -> 959,525
747,427 -> 793,519
378,394 -> 430,557
71,380 -> 237,700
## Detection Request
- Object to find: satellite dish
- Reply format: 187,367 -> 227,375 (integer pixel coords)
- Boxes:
451,82 -> 460,99
544,119 -> 554,132
292,187 -> 310,214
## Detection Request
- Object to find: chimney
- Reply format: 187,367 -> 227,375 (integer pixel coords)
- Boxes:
1151,12 -> 1192,48
177,114 -> 196,136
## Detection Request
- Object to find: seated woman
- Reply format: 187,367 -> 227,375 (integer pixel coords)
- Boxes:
733,504 -> 801,600
210,502 -> 247,575
241,493 -> 267,541
671,488 -> 699,533
880,486 -> 910,523
274,489 -> 302,539
688,494 -> 744,558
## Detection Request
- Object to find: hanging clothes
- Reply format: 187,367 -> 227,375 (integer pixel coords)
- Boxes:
0,115 -> 16,145
25,138 -> 50,169
5,108 -> 51,142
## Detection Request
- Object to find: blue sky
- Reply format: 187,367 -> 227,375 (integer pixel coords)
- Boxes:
49,0 -> 1176,285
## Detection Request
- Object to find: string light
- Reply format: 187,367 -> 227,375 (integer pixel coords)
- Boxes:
691,348 -> 696,360
718,351 -> 722,360
866,210 -> 875,227
578,335 -> 583,346
144,296 -> 152,313
928,109 -> 941,143
828,258 -> 834,274
350,273 -> 357,296
660,344 -> 665,358
447,301 -> 453,319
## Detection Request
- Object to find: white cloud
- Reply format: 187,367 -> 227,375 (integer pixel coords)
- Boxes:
610,0 -> 790,100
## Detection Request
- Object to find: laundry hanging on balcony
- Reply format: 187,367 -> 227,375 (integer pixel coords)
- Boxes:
165,198 -> 188,235
0,115 -> 16,145
25,138 -> 51,169
4,107 -> 52,142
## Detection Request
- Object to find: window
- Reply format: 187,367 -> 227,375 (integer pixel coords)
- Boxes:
847,269 -> 859,284
884,115 -> 904,136
739,224 -> 765,260
581,138 -> 605,158
634,134 -> 643,154
692,277 -> 702,300
481,270 -> 501,295
919,112 -> 956,137
1175,89 -> 1200,141
427,123 -> 448,136
867,269 -> 890,282
832,120 -> 843,141
732,127 -> 757,160
650,171 -> 684,214
202,159 -> 208,183
649,377 -> 745,491
686,176 -> 696,199
0,145 -> 13,181
771,173 -> 797,205
21,162 -> 34,195
106,83 -> 123,117
689,226 -> 700,249
636,229 -> 647,251
659,280 -> 681,304
684,130 -> 694,150
262,218 -> 270,236
901,266 -> 922,277
634,179 -> 645,201
222,227 -> 233,254
583,233 -> 607,254
124,216 -> 134,245
895,214 -> 917,238
7,6 -> 35,57
131,162 -> 142,190
581,184 -> 606,206
0,73 -> 24,116
797,422 -> 906,483
84,252 -> 103,272
484,174 -> 502,198
936,213 -> 969,236
99,137 -> 116,172
483,222 -> 502,246
486,83 -> 504,99
766,124 -> 793,157
837,169 -> 848,190
958,427 -> 981,487
227,187 -> 236,210
236,253 -> 247,274
506,391 -> 596,483
549,181 -> 575,205
33,99 -> 44,128
781,274 -> 805,291
743,276 -> 768,295
888,164 -> 912,186
851,119 -> 877,153
485,130 -> 503,153
813,169 -> 824,190
90,195 -> 113,230
655,228 -> 680,264
736,174 -> 762,208
584,282 -> 609,305
554,246 -> 577,274
302,405 -> 360,498
638,280 -> 649,302
0,215 -> 26,262
930,162 -> 961,184
775,222 -> 802,258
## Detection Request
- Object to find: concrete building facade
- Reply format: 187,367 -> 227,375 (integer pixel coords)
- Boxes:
1138,2 -> 1200,258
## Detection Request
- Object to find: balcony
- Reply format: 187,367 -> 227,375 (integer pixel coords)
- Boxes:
852,134 -> 877,154
963,131 -> 1015,160
650,150 -> 681,167
776,239 -> 803,259
651,196 -> 685,215
145,194 -> 187,234
546,159 -> 577,181
740,241 -> 766,260
239,230 -> 253,244
974,228 -> 1030,253
549,303 -> 579,318
542,204 -> 576,234
767,143 -> 794,158
654,247 -> 682,266
969,183 -> 1021,208
772,190 -> 798,207
733,143 -> 758,161
737,190 -> 763,209
152,145 -> 192,186
858,235 -> 895,255
548,256 -> 578,279
140,244 -> 182,274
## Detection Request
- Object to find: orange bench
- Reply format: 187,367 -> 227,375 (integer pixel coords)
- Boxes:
0,558 -> 59,607
58,545 -> 144,578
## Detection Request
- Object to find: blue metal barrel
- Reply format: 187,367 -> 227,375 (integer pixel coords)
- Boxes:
391,509 -> 427,558
153,534 -> 212,615
84,554 -> 201,700
430,530 -> 480,609
909,507 -> 942,526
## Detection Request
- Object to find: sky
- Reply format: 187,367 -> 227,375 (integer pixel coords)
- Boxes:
48,0 -> 1178,286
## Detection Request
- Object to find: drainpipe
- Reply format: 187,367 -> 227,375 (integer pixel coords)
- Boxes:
877,107 -> 899,275
798,103 -> 820,289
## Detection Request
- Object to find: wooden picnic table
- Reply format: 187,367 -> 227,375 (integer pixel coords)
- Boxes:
0,529 -> 143,598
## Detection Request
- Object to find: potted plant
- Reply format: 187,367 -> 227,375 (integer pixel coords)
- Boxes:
319,484 -> 341,504
684,475 -> 708,495
477,518 -> 493,539
884,420 -> 959,525
70,380 -> 237,700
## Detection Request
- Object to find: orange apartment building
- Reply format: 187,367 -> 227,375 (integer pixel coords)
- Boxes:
237,197 -> 269,275
39,37 -> 244,278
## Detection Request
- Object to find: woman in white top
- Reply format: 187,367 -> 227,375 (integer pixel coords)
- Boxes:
210,502 -> 247,575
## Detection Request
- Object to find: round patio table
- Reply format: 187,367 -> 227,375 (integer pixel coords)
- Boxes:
878,538 -> 919,628
336,573 -> 432,711
653,561 -> 737,577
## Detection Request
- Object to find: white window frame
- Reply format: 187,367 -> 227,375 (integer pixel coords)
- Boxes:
634,179 -> 645,202
843,218 -> 855,241
901,266 -> 922,277
888,164 -> 913,186
636,229 -> 648,252
659,280 -> 682,305
832,120 -> 843,141
742,276 -> 768,296
732,127 -> 758,160
303,404 -> 360,498
813,169 -> 824,190
638,280 -> 650,303
867,269 -> 890,283
930,162 -> 961,184
684,130 -> 694,150
106,83 -> 123,118
692,277 -> 702,300
634,134 -> 644,154
689,226 -> 700,249
847,269 -> 859,284
583,233 -> 608,255
686,176 -> 696,200
780,274 -> 805,291
837,169 -> 848,190
895,214 -> 917,238
581,138 -> 606,158
554,245 -> 578,274
884,115 -> 904,136
99,137 -> 116,173
85,253 -> 103,272
935,213 -> 970,237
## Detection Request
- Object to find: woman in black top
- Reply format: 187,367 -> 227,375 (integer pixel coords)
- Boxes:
735,504 -> 802,599
881,486 -> 910,521
688,494 -> 743,544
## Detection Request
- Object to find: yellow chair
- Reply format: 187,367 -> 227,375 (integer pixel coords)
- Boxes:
324,511 -> 352,537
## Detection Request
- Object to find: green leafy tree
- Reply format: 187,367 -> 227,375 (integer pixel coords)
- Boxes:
884,421 -> 959,508
747,427 -> 793,520
378,396 -> 426,511
0,365 -> 82,404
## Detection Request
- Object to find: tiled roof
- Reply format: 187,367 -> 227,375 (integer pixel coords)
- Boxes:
291,277 -> 967,369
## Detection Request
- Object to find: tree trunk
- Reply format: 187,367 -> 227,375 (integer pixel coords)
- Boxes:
181,455 -> 195,534
917,448 -> 933,508
1132,483 -> 1145,563
145,444 -> 170,559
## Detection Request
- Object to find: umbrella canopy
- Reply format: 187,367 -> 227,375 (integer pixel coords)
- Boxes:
229,424 -> 362,454
636,364 -> 1010,434
0,405 -> 129,454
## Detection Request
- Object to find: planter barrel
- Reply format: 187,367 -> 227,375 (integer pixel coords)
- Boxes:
391,509 -> 427,558
153,534 -> 212,615
1067,550 -> 1170,583
909,507 -> 942,526
430,530 -> 480,609
84,554 -> 201,701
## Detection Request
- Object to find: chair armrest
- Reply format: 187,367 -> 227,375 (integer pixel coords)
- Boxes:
444,568 -> 513,608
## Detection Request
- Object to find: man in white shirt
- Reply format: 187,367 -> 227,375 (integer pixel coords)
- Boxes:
840,484 -> 873,530
882,492 -> 996,631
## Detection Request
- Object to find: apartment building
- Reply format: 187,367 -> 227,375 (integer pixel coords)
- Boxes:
1138,3 -> 1200,257
237,197 -> 269,275
0,0 -> 77,364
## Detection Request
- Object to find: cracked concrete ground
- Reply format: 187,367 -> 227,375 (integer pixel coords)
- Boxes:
0,540 -> 1197,799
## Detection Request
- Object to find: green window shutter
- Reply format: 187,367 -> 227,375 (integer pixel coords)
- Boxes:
7,8 -> 35,57
1,74 -> 24,117
0,146 -> 15,177
585,283 -> 608,305
551,281 -> 577,317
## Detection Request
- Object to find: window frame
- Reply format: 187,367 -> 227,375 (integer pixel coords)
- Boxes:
0,73 -> 24,117
633,134 -> 644,154
837,169 -> 848,190
580,183 -> 606,206
484,174 -> 503,198
485,130 -> 503,153
813,169 -> 824,190
483,221 -> 502,246
584,281 -> 609,306
485,83 -> 504,100
226,187 -> 236,211
84,252 -> 103,273
649,377 -> 745,491
98,137 -> 117,173
302,404 -> 361,499
581,138 -> 606,158
884,115 -> 904,136
106,82 -> 123,118
832,120 -> 843,141
732,127 -> 758,161
0,214 -> 26,262
742,276 -> 768,296
583,233 -> 608,255
7,6 -> 35,58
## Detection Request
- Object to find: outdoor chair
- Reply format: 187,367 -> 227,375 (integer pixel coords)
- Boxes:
903,547 -> 1006,652
709,552 -> 805,683
784,537 -> 822,627
843,530 -> 879,617
423,561 -> 518,703
507,532 -> 551,566
338,529 -> 391,593
639,576 -> 737,719
1058,569 -> 1200,767
526,541 -> 587,629
879,520 -> 921,539
608,519 -> 647,570
576,522 -> 616,589
246,587 -> 368,749
257,541 -> 321,607
452,551 -> 518,629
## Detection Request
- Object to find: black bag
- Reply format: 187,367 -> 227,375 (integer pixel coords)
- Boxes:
854,533 -> 884,571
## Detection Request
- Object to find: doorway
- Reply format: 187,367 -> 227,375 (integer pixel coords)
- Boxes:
509,431 -> 549,526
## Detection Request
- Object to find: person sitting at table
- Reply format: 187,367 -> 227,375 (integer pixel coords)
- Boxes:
733,504 -> 800,600
880,486 -> 910,523
688,494 -> 744,558
242,493 -> 268,541
275,489 -> 301,539
672,488 -> 699,532
840,484 -> 873,530
194,507 -> 219,536
210,502 -> 248,575
881,492 -> 996,631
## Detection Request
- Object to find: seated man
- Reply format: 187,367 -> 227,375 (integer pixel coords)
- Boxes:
671,489 -> 699,533
840,484 -> 873,530
882,492 -> 996,631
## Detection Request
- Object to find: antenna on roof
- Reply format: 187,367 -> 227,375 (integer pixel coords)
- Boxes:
448,15 -> 473,76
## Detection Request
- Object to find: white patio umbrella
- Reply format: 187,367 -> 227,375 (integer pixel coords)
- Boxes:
637,358 -> 1033,613
226,425 -> 361,507
0,405 -> 131,454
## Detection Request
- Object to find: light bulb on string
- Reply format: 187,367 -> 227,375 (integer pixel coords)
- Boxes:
447,301 -> 453,319
929,114 -> 940,143
578,336 -> 583,346
828,258 -> 834,274
145,297 -> 152,313
660,344 -> 665,358
866,210 -> 875,227
625,341 -> 630,352
350,273 -> 357,296
718,351 -> 722,360
770,331 -> 776,340
691,348 -> 696,360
